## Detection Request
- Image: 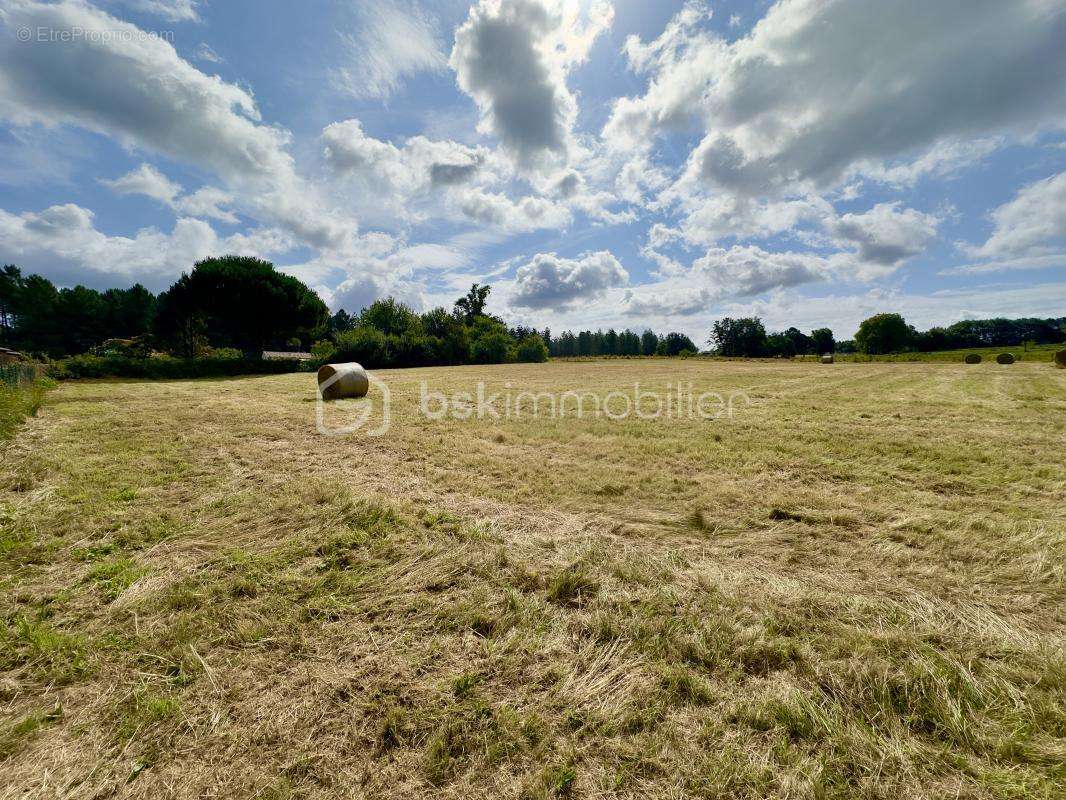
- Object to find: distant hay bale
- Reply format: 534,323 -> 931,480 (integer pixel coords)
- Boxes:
317,362 -> 369,400
1055,350 -> 1066,369
821,354 -> 834,364
995,353 -> 1015,365
964,353 -> 982,364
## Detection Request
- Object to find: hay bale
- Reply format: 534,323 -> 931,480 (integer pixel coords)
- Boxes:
821,354 -> 834,364
1055,350 -> 1066,369
317,362 -> 369,400
995,353 -> 1015,365
964,353 -> 982,364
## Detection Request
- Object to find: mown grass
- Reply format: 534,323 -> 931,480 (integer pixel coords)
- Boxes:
0,360 -> 1062,798
797,342 -> 1062,363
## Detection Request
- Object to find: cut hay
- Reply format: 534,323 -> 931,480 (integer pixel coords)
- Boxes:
821,354 -> 834,364
317,362 -> 369,400
995,353 -> 1016,365
1055,349 -> 1066,369
964,353 -> 982,364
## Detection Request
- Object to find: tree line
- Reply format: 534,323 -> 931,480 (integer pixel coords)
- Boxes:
542,329 -> 698,358
3,260 -> 1062,365
0,260 -> 552,368
709,313 -> 1065,357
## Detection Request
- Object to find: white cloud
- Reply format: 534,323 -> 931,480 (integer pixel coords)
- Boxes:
100,163 -> 181,205
0,202 -> 290,290
968,171 -> 1066,260
457,189 -> 572,232
450,0 -> 614,170
114,0 -> 201,23
176,186 -> 238,224
193,42 -> 223,64
333,0 -> 446,100
0,0 -> 352,249
607,0 -> 1066,195
511,250 -> 628,309
322,119 -> 486,201
939,254 -> 1066,277
830,202 -> 940,275
100,163 -> 238,224
624,203 -> 941,317
623,244 -> 833,316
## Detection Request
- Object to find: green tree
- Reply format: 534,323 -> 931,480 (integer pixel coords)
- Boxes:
421,307 -> 470,365
515,334 -> 549,363
359,298 -> 421,337
472,331 -> 512,363
13,274 -> 64,357
661,332 -> 697,356
604,328 -> 619,356
155,256 -> 329,357
57,285 -> 107,355
104,285 -> 157,339
641,329 -> 658,356
765,332 -> 795,358
854,313 -> 912,355
0,265 -> 22,344
454,283 -> 491,322
810,327 -> 835,355
329,309 -> 355,333
709,317 -> 767,357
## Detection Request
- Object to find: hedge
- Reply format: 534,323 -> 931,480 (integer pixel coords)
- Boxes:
50,355 -> 313,380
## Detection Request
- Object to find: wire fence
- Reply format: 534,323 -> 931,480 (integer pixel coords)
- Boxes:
0,363 -> 41,389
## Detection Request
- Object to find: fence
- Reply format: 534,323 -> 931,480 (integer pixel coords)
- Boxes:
0,363 -> 41,389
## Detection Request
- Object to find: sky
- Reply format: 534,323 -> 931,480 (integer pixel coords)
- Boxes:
0,0 -> 1064,341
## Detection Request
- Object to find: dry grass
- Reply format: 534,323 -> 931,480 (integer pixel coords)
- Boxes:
1,359 -> 1064,799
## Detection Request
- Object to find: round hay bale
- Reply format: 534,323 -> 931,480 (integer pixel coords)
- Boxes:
964,353 -> 982,364
1055,349 -> 1066,369
995,352 -> 1015,365
317,362 -> 369,400
820,354 -> 834,364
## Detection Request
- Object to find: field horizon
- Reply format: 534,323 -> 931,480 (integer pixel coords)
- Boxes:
1,359 -> 1063,798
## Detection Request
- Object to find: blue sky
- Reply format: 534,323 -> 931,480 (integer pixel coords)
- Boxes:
1,0 -> 1064,340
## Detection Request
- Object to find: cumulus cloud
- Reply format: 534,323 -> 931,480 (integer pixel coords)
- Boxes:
0,0 -> 351,248
607,0 -> 1066,195
511,250 -> 628,309
333,0 -> 446,100
625,204 -> 940,316
457,190 -> 571,232
0,202 -> 290,290
451,0 -> 613,169
967,171 -> 1066,260
831,203 -> 940,273
322,119 -> 485,198
100,163 -> 181,205
101,164 -> 238,224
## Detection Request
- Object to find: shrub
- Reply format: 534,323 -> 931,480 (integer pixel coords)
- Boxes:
472,332 -> 513,364
515,334 -> 549,363
50,355 -> 310,380
330,327 -> 388,367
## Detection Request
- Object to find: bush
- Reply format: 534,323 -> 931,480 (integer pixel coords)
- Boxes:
515,334 -> 549,363
330,327 -> 388,367
49,355 -> 311,380
472,332 -> 513,364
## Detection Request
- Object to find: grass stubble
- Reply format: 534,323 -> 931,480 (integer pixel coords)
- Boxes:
0,359 -> 1063,798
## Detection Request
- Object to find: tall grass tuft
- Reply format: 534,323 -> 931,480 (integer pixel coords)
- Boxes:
0,371 -> 50,441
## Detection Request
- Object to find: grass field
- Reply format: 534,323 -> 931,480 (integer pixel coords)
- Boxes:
1,360 -> 1064,798
797,343 -> 1063,363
